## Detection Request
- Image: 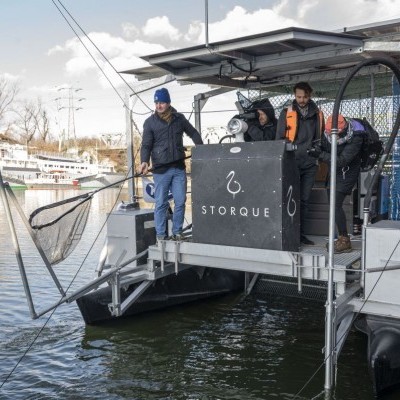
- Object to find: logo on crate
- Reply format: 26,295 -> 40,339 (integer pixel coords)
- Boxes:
286,185 -> 297,221
200,169 -> 270,218
226,171 -> 242,198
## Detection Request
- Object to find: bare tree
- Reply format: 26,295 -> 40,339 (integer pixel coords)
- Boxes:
33,99 -> 51,142
38,109 -> 50,142
15,101 -> 39,144
13,98 -> 52,144
0,76 -> 19,125
2,122 -> 14,137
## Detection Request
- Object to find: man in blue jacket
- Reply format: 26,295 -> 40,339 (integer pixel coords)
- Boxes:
139,88 -> 203,241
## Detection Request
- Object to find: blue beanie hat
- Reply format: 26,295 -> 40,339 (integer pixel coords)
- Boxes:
154,88 -> 171,103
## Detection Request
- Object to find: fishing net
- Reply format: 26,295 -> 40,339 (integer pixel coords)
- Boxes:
29,192 -> 94,265
27,174 -> 133,266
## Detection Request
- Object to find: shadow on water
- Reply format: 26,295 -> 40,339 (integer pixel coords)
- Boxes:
77,292 -> 400,400
74,294 -> 345,400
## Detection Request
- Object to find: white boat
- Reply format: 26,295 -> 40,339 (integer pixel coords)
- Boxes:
24,170 -> 80,189
0,140 -> 125,189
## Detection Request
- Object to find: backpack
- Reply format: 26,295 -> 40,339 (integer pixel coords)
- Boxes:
348,117 -> 384,172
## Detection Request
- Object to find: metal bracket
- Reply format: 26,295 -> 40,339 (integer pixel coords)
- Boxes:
245,273 -> 260,295
174,241 -> 180,274
159,240 -> 166,272
120,280 -> 153,315
289,252 -> 302,293
109,271 -> 121,316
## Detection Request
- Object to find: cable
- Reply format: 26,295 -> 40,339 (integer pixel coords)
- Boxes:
51,1 -> 129,109
53,0 -> 241,131
52,1 -> 246,131
54,0 -> 153,113
51,0 -> 151,140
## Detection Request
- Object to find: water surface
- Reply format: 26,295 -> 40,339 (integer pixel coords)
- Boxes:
0,188 -> 398,399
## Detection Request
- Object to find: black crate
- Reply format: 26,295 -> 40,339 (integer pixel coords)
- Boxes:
191,141 -> 300,251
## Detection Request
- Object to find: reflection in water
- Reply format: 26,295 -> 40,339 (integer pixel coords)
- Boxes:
0,189 -> 397,399
78,296 -> 291,400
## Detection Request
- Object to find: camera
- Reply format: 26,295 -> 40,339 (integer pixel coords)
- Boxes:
237,110 -> 258,121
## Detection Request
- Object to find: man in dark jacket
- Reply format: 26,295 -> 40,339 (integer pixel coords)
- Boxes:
276,82 -> 325,245
308,114 -> 363,253
244,98 -> 277,142
139,88 -> 203,241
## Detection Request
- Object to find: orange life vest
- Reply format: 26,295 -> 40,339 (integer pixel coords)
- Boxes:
285,105 -> 324,142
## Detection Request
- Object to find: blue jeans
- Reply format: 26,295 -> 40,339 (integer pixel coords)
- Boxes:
153,167 -> 187,237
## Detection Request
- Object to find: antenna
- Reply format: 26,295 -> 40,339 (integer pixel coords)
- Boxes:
205,0 -> 209,48
56,86 -> 85,147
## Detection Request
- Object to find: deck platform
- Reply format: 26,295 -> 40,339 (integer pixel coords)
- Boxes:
148,236 -> 361,297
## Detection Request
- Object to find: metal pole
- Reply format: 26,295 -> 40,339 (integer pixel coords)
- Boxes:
361,208 -> 369,291
193,87 -> 233,134
362,73 -> 375,286
205,0 -> 209,48
370,73 -> 375,125
0,172 -> 37,318
125,93 -> 138,205
324,127 -> 338,394
194,94 -> 203,134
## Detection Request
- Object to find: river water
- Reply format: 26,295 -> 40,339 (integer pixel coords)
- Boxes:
0,188 -> 398,400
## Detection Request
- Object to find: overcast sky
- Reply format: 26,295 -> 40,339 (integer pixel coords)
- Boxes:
1,0 -> 400,139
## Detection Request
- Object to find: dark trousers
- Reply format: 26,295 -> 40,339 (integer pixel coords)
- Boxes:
299,165 -> 318,236
327,190 -> 348,236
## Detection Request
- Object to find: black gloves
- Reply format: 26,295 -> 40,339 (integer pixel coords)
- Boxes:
307,146 -> 322,158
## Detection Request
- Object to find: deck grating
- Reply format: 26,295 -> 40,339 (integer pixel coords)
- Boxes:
300,245 -> 361,268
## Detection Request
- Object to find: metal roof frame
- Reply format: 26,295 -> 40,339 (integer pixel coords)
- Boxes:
123,22 -> 400,91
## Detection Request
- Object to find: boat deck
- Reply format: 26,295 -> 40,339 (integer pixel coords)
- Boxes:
148,235 -> 362,297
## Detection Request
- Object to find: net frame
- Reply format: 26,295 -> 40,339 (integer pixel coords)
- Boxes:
27,174 -> 133,266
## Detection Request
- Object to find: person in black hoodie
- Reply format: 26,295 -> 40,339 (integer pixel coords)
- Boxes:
244,98 -> 277,142
276,82 -> 325,245
308,114 -> 363,253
